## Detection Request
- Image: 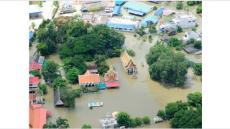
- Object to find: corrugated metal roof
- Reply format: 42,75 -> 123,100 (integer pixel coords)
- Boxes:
123,2 -> 153,14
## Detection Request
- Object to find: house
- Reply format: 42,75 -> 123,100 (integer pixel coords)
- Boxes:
87,63 -> 98,74
104,66 -> 120,88
29,62 -> 42,71
159,22 -> 177,35
184,44 -> 200,54
182,31 -> 202,43
29,5 -> 42,19
120,51 -> 137,75
114,0 -> 125,6
29,104 -> 48,129
60,1 -> 75,14
29,76 -> 40,93
107,18 -> 139,31
100,114 -> 118,128
155,7 -> 164,16
123,2 -> 153,16
54,87 -> 64,106
113,6 -> 121,16
172,14 -> 197,28
78,70 -> 100,87
141,15 -> 159,27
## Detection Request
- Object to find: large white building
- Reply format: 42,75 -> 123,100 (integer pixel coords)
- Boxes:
172,14 -> 197,28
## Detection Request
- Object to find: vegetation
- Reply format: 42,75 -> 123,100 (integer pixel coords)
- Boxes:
133,117 -> 143,127
142,116 -> 150,125
177,25 -> 183,33
38,84 -> 48,95
52,77 -> 66,89
187,1 -> 201,6
66,68 -> 80,84
136,26 -> 146,37
146,43 -> 188,86
168,37 -> 184,50
30,70 -> 41,78
95,55 -> 109,76
127,49 -> 136,57
194,40 -> 202,49
60,87 -> 76,108
42,60 -> 59,82
43,117 -> 70,128
193,63 -> 202,76
149,25 -> 157,34
196,5 -> 202,14
117,112 -> 132,128
81,124 -> 92,129
157,92 -> 202,128
176,2 -> 183,10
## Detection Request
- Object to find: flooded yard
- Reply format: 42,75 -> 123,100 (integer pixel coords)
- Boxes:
43,32 -> 201,128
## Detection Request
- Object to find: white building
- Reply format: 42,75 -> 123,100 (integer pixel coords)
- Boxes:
182,31 -> 202,42
172,15 -> 197,28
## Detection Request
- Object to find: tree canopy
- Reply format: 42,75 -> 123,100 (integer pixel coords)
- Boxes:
42,60 -> 59,82
146,43 -> 188,86
193,63 -> 202,76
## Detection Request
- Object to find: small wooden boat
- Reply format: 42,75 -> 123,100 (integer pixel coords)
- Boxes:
88,102 -> 103,108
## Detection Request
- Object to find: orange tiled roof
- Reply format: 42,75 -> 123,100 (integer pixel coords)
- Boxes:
78,71 -> 100,84
29,104 -> 47,129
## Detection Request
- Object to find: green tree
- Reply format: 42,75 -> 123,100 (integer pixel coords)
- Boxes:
117,112 -> 132,128
193,63 -> 202,76
194,40 -> 202,49
81,124 -> 92,129
165,101 -> 188,119
53,1 -> 59,8
142,116 -> 150,125
177,25 -> 183,33
66,68 -> 80,84
31,22 -> 36,30
168,37 -> 183,50
38,84 -> 48,95
134,117 -> 143,127
127,49 -> 135,57
176,2 -> 183,10
157,110 -> 166,120
60,87 -> 76,108
196,5 -> 202,14
43,122 -> 57,128
30,70 -> 41,78
149,25 -> 157,34
136,26 -> 146,37
53,77 -> 66,89
56,117 -> 70,128
42,60 -> 59,82
187,92 -> 202,107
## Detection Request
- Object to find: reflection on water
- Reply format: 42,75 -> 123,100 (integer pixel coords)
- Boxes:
43,33 -> 201,128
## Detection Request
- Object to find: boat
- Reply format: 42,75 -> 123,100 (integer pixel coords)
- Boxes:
88,101 -> 103,108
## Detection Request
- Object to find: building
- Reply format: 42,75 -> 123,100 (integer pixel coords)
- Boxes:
104,66 -> 120,88
141,15 -> 159,27
123,2 -> 153,16
60,0 -> 75,14
172,14 -> 197,28
107,18 -> 139,31
54,87 -> 64,106
113,6 -> 121,16
29,104 -> 48,129
100,113 -> 118,128
86,63 -> 98,74
155,7 -> 165,16
29,5 -> 42,19
29,62 -> 42,71
29,76 -> 40,93
29,31 -> 34,41
120,51 -> 137,75
78,70 -> 100,87
114,0 -> 125,6
182,31 -> 202,43
184,44 -> 200,54
159,22 -> 177,35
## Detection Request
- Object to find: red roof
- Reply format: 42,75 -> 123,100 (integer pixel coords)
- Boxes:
29,104 -> 47,129
105,81 -> 120,88
29,62 -> 42,71
29,77 -> 40,85
78,71 -> 100,84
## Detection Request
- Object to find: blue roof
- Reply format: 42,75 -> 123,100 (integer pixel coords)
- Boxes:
113,6 -> 121,15
128,10 -> 144,16
155,7 -> 164,16
29,31 -> 34,40
123,2 -> 153,14
141,15 -> 159,27
107,21 -> 136,30
114,0 -> 125,6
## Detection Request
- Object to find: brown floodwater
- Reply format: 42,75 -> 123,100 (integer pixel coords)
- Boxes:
42,33 -> 201,128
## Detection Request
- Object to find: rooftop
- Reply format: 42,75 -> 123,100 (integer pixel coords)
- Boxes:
123,1 -> 153,14
29,76 -> 40,85
78,71 -> 100,84
29,104 -> 47,129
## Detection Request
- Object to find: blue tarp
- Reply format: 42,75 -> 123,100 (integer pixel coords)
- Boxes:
141,15 -> 159,27
96,82 -> 106,90
107,21 -> 136,30
29,31 -> 33,40
123,2 -> 153,14
114,0 -> 125,6
155,7 -> 164,16
113,6 -> 121,15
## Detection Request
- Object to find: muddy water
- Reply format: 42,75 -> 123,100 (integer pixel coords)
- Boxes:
43,32 -> 201,128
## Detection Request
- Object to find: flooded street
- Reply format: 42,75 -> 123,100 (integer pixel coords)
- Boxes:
43,32 -> 201,128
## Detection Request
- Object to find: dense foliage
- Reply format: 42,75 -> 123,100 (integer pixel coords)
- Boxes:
81,124 -> 92,129
196,5 -> 202,14
146,43 -> 188,86
117,112 -> 132,127
66,68 -> 80,84
168,37 -> 184,50
194,40 -> 202,49
157,92 -> 202,128
52,77 -> 67,89
127,49 -> 136,57
60,87 -> 76,108
30,70 -> 41,78
42,60 -> 59,82
176,2 -> 183,10
38,84 -> 48,95
193,63 -> 202,76
187,1 -> 202,6
43,117 -> 70,128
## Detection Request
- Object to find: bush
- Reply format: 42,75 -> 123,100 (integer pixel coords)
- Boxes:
134,117 -> 142,127
193,63 -> 202,76
52,77 -> 66,89
194,40 -> 202,49
177,26 -> 183,33
176,2 -> 183,10
38,84 -> 48,95
142,116 -> 150,125
168,38 -> 184,50
81,124 -> 92,129
127,49 -> 135,57
196,5 -> 202,14
157,110 -> 166,120
30,70 -> 41,78
117,112 -> 132,128
187,38 -> 195,44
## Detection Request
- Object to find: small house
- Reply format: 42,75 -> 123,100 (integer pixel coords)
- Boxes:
141,15 -> 159,27
155,7 -> 164,16
107,18 -> 139,31
182,31 -> 202,43
29,62 -> 42,71
78,70 -> 100,87
184,44 -> 200,54
120,51 -> 137,75
159,22 -> 177,35
29,104 -> 48,129
29,31 -> 34,41
54,87 -> 64,107
37,56 -> 45,65
104,66 -> 120,88
100,113 -> 118,128
82,13 -> 95,24
113,6 -> 121,16
114,0 -> 125,6
29,76 -> 40,93
172,14 -> 197,28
